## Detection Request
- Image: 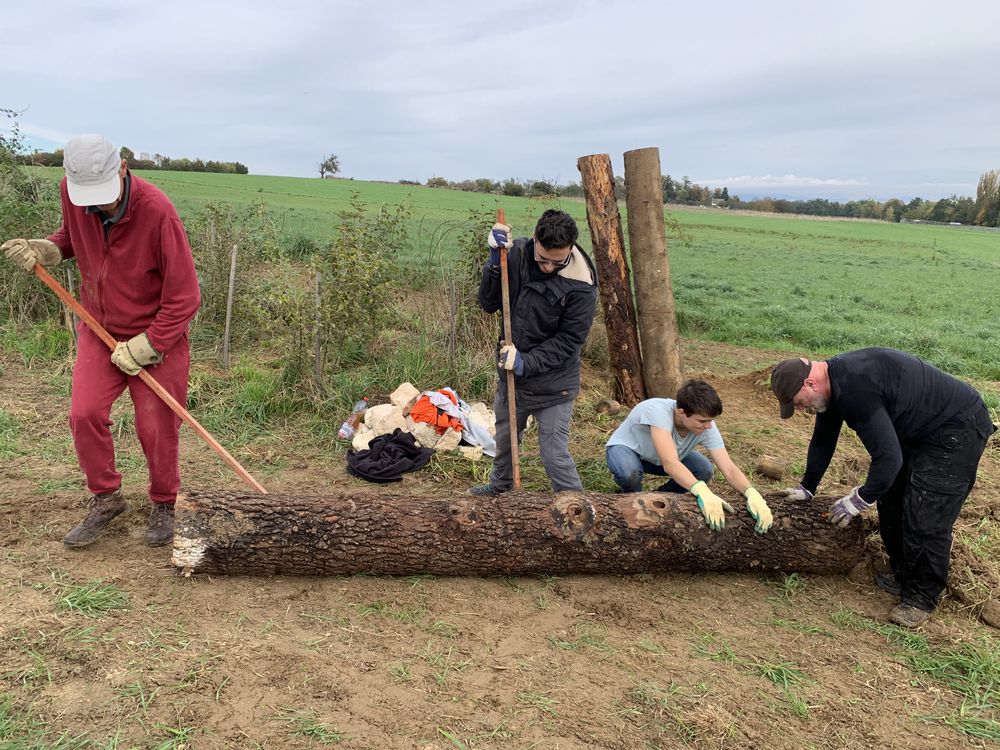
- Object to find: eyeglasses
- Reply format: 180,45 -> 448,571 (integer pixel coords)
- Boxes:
533,241 -> 573,269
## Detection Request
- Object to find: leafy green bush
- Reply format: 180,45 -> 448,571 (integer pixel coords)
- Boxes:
187,200 -> 281,337
0,109 -> 62,324
313,194 -> 408,369
284,233 -> 321,260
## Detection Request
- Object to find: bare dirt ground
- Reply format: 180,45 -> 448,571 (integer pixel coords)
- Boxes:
2,340 -> 998,749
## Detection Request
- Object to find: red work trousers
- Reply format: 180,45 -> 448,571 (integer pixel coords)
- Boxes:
69,324 -> 190,504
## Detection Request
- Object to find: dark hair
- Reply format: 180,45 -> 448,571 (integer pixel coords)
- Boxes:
534,209 -> 578,250
676,379 -> 723,418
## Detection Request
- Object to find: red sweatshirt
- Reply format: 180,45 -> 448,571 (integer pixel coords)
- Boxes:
48,173 -> 200,353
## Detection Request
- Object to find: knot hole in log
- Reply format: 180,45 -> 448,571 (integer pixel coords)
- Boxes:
447,501 -> 479,528
550,496 -> 596,541
617,493 -> 674,529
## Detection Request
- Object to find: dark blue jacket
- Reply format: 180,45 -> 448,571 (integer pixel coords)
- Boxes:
479,237 -> 598,410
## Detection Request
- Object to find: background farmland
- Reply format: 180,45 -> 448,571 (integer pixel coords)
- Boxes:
1,169 -> 999,749
39,167 -> 1000,383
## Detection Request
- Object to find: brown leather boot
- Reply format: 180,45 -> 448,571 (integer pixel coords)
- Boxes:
63,490 -> 128,548
145,503 -> 175,547
889,604 -> 931,628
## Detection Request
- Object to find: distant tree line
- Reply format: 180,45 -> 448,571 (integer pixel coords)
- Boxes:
725,194 -> 988,225
417,169 -> 1000,227
421,176 -> 568,198
417,173 -> 724,202
20,146 -> 248,175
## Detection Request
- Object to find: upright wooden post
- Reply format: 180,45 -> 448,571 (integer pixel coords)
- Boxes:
313,271 -> 323,389
65,266 -> 78,351
576,154 -> 646,406
221,243 -> 238,369
624,147 -> 683,397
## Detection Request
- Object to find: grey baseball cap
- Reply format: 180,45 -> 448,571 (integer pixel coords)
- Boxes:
63,134 -> 122,206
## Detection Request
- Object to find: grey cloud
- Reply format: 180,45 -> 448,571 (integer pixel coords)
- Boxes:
5,0 -> 999,199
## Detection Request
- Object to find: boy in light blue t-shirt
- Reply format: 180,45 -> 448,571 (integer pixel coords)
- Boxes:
606,379 -> 773,533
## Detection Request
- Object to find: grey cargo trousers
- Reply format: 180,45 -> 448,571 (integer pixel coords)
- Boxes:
489,383 -> 584,492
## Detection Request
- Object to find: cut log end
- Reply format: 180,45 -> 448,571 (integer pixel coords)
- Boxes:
757,455 -> 789,480
595,399 -> 623,416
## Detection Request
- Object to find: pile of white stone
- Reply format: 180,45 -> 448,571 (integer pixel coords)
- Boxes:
351,382 -> 495,461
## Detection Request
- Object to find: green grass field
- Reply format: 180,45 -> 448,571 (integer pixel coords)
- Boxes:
28,167 -> 1000,383
6,170 -> 1000,749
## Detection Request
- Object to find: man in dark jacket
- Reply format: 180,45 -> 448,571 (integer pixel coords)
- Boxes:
469,209 -> 598,496
770,348 -> 996,627
2,134 -> 200,549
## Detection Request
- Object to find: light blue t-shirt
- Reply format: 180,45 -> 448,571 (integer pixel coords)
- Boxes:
606,398 -> 724,465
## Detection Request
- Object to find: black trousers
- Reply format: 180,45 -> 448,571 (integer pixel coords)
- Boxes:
877,404 -> 995,612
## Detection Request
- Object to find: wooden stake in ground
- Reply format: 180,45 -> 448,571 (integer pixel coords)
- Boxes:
624,147 -> 684,397
222,243 -> 238,369
64,266 -> 78,351
172,490 -> 865,576
576,153 -> 646,406
313,270 -> 323,390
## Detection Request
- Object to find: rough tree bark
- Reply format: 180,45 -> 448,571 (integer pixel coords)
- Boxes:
624,147 -> 684,397
172,490 -> 865,577
577,153 -> 646,406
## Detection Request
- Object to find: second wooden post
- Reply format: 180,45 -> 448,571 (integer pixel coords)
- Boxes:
624,147 -> 684,397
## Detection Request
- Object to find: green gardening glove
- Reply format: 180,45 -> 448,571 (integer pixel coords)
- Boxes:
691,480 -> 735,531
744,487 -> 774,533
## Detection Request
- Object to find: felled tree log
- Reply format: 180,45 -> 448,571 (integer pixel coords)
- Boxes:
172,490 -> 865,577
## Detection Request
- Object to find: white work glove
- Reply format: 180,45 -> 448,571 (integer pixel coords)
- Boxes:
743,487 -> 774,533
486,223 -> 512,266
498,343 -> 524,375
691,480 -> 735,531
779,484 -> 814,501
111,332 -> 163,375
1,238 -> 62,273
828,486 -> 873,528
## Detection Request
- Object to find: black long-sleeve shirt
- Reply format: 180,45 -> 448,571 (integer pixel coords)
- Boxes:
801,348 -> 983,500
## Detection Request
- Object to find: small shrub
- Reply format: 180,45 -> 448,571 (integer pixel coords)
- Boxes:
0,109 -> 62,325
187,200 -> 281,333
284,233 -> 321,260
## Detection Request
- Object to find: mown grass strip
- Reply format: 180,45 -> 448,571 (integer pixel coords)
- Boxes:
272,707 -> 347,744
0,408 -> 21,459
0,693 -> 91,749
57,580 -> 129,617
831,607 -> 1000,739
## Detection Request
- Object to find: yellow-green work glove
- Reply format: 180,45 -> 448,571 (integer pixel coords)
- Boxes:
744,487 -> 774,533
690,480 -> 735,531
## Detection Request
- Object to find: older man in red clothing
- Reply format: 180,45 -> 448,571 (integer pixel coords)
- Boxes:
2,134 -> 200,548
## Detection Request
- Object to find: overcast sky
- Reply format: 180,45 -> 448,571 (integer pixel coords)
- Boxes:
5,0 -> 999,200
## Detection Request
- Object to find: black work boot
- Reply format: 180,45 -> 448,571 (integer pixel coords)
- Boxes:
145,503 -> 175,547
875,571 -> 902,597
63,490 -> 128,548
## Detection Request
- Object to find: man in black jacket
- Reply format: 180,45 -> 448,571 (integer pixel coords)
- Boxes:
470,209 -> 598,496
770,348 -> 996,627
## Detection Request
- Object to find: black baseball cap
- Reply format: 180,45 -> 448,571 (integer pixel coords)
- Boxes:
771,358 -> 811,419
